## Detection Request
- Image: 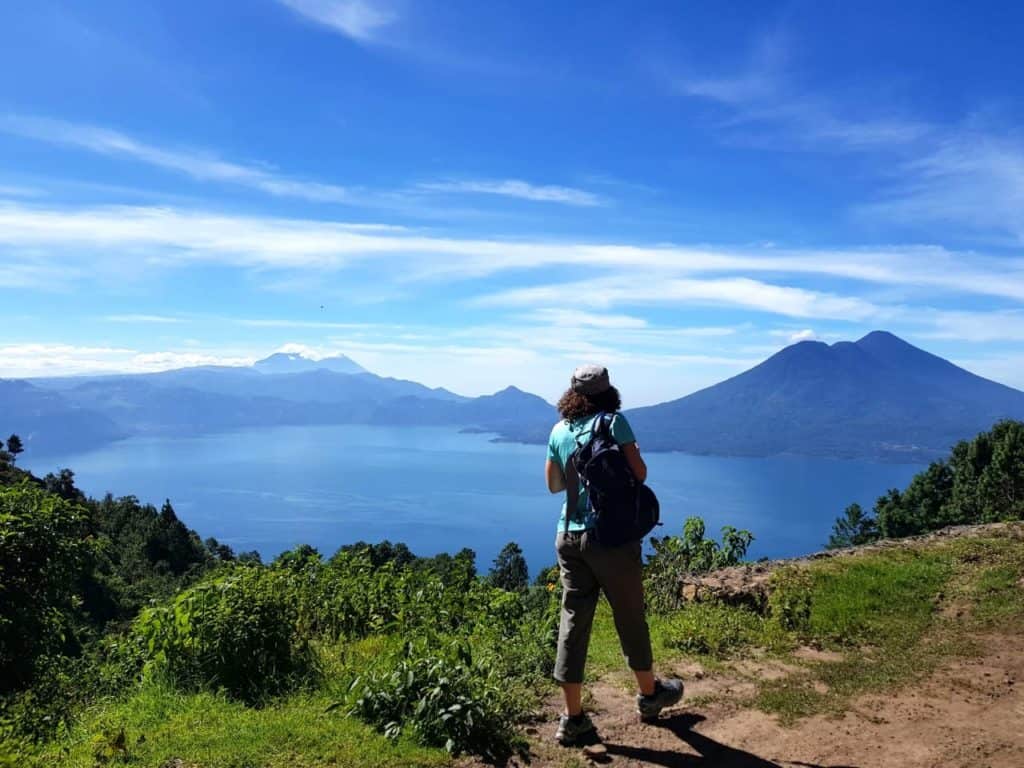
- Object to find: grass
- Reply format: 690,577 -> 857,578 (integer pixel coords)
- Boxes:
13,534 -> 1023,763
628,535 -> 1024,725
26,683 -> 450,768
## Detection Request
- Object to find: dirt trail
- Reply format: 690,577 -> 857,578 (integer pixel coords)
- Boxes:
496,633 -> 1024,768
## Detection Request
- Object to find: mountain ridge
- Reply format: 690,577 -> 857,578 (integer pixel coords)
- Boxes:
7,334 -> 1023,461
625,330 -> 1024,460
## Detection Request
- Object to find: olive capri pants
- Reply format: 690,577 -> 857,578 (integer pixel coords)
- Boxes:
553,530 -> 654,684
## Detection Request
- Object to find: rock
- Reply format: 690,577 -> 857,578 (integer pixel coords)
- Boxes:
673,521 -> 1024,611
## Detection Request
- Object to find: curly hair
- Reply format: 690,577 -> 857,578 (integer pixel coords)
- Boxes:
556,386 -> 622,421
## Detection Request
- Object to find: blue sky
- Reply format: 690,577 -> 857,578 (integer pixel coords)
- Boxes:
2,0 -> 1023,404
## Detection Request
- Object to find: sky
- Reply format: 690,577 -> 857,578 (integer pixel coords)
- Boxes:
1,0 -> 1023,405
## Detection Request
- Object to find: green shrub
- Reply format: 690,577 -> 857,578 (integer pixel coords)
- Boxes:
768,566 -> 814,634
134,567 -> 315,702
0,483 -> 94,693
645,517 -> 754,612
662,603 -> 769,656
347,640 -> 526,761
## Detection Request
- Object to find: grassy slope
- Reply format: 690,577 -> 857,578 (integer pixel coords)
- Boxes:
30,686 -> 448,768
16,533 -> 1024,766
588,534 -> 1024,723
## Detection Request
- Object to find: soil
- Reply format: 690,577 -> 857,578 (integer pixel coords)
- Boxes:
471,633 -> 1024,768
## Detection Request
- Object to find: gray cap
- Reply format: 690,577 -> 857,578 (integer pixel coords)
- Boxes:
571,364 -> 610,395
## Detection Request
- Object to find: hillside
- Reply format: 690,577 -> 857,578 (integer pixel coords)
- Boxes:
627,331 -> 1024,461
2,424 -> 1023,767
15,353 -> 554,454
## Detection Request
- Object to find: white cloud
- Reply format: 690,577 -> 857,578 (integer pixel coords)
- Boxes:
0,115 -> 349,203
787,329 -> 817,343
104,314 -> 184,324
477,276 -> 881,321
418,179 -> 603,207
276,0 -> 397,43
528,309 -> 648,329
3,200 -> 1023,300
0,343 -> 253,378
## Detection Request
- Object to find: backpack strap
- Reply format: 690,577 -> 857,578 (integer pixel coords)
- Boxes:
564,456 -> 579,533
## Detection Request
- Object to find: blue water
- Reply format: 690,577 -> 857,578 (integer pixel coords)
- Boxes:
24,425 -> 922,575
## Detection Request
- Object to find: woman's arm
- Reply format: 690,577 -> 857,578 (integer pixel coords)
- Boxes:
622,442 -> 647,483
545,459 -> 566,493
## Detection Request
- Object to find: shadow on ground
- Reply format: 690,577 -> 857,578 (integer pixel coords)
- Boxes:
600,713 -> 859,768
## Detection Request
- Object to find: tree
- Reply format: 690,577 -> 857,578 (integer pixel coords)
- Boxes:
43,468 -> 85,502
6,434 -> 24,463
827,503 -> 879,549
488,542 -> 528,592
273,544 -> 321,571
0,483 -> 93,692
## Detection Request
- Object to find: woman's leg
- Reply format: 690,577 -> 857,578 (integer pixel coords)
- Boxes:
554,532 -> 600,715
591,538 -> 655,694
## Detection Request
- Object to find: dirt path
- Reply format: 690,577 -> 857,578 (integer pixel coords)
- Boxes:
496,634 -> 1024,768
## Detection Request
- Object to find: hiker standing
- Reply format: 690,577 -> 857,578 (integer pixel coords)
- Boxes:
545,364 -> 684,745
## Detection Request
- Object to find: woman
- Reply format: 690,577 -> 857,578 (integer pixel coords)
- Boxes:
545,363 -> 683,745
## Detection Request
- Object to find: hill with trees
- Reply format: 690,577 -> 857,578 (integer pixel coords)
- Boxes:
2,419 -> 1024,765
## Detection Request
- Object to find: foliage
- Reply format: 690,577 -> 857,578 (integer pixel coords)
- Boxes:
835,420 -> 1024,545
30,684 -> 450,768
767,567 -> 814,634
4,435 -> 22,460
0,483 -> 93,693
347,640 -> 526,761
645,517 -> 754,611
488,541 -> 529,592
661,603 -> 778,656
133,567 -> 316,703
826,503 -> 880,549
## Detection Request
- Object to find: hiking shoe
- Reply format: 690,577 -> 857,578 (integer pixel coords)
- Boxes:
637,678 -> 684,722
555,713 -> 595,745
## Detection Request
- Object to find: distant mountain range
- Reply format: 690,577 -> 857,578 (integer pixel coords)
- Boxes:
3,333 -> 1023,461
627,331 -> 1024,460
6,353 -> 555,455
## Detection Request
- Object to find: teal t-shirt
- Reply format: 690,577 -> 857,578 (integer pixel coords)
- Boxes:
546,412 -> 637,532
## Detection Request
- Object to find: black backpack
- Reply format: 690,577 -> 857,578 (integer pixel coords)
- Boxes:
564,412 -> 661,546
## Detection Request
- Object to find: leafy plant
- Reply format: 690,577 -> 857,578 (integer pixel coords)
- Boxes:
346,640 -> 526,761
133,567 -> 315,702
645,517 -> 754,611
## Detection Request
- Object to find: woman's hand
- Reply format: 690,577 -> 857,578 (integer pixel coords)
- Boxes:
545,459 -> 566,493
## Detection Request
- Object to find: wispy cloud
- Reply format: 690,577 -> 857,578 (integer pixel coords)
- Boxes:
0,115 -> 349,203
860,131 -> 1024,244
2,201 -> 1024,306
418,179 -> 604,207
0,343 -> 253,378
276,0 -> 397,43
104,314 -> 184,324
674,31 -> 1024,243
476,276 -> 881,321
675,31 -> 929,151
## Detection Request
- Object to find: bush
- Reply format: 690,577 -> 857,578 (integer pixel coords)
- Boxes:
662,603 -> 771,656
133,567 -> 315,702
0,483 -> 94,693
645,517 -> 754,612
767,567 -> 814,634
347,640 -> 526,761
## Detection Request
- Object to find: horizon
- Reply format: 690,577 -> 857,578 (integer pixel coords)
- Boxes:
10,328 -> 1021,409
3,2 -> 1024,404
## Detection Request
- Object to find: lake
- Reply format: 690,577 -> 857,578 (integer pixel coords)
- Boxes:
24,424 -> 923,575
